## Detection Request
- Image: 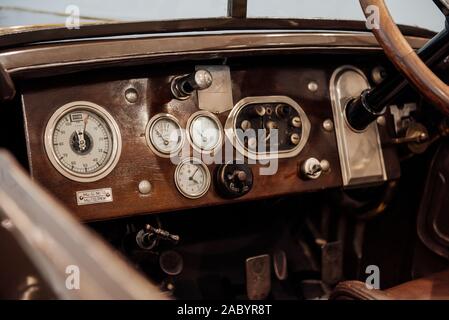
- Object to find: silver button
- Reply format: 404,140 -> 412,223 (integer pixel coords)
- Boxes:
138,180 -> 152,195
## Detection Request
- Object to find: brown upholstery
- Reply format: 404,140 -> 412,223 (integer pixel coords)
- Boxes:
331,269 -> 449,300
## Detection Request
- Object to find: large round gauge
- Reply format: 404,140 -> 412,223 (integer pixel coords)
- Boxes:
146,113 -> 184,158
187,111 -> 223,153
44,101 -> 122,182
174,158 -> 211,199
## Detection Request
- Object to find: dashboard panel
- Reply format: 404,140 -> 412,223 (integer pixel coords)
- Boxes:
21,57 -> 400,221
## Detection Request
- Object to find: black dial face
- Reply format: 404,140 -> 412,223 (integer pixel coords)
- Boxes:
235,103 -> 303,152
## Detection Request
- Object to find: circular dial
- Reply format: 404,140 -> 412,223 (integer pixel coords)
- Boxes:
146,114 -> 184,157
44,102 -> 121,182
174,158 -> 210,199
188,112 -> 223,152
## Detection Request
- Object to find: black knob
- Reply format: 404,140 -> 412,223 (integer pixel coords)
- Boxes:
215,163 -> 253,199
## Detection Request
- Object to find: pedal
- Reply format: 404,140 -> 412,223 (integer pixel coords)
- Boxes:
246,254 -> 271,300
321,241 -> 343,285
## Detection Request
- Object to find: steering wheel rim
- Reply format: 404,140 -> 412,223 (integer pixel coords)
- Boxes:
360,0 -> 449,115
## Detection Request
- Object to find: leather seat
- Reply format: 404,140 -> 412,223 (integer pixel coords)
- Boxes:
331,269 -> 449,300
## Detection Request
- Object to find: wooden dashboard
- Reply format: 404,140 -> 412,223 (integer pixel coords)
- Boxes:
20,54 -> 401,221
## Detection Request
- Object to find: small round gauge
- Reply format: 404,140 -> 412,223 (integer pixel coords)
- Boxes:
187,111 -> 223,153
146,114 -> 184,158
174,158 -> 211,199
44,101 -> 122,182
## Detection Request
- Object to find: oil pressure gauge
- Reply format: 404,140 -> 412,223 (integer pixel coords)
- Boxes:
174,158 -> 211,199
146,113 -> 184,158
44,101 -> 122,182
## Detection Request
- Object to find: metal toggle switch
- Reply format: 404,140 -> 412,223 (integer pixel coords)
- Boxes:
171,69 -> 213,99
300,158 -> 330,180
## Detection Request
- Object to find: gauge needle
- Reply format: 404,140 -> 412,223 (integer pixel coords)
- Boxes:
189,168 -> 199,184
76,114 -> 88,151
196,129 -> 208,142
155,128 -> 170,145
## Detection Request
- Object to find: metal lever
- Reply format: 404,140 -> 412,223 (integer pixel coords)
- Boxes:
145,224 -> 179,244
136,224 -> 180,250
387,123 -> 429,146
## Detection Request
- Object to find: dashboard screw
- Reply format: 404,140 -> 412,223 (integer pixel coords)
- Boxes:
323,119 -> 334,132
376,116 -> 386,126
125,88 -> 138,103
308,81 -> 319,92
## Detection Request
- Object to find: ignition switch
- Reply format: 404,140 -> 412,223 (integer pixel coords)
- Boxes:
215,163 -> 253,199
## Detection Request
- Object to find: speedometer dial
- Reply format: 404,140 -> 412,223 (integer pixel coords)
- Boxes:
44,101 -> 122,182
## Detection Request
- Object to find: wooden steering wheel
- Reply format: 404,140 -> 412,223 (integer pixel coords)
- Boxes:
359,0 -> 449,115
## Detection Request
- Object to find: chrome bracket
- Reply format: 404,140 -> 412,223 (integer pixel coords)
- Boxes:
330,66 -> 387,186
196,65 -> 233,114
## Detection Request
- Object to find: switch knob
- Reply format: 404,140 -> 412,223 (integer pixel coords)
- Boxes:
300,158 -> 330,180
171,69 -> 213,99
215,163 -> 253,199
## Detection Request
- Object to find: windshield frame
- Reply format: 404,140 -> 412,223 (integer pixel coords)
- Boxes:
0,17 -> 436,50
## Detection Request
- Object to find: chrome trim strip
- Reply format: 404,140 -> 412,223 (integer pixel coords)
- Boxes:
0,32 -> 429,76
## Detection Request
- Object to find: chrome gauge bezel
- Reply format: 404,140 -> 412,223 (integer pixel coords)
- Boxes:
44,101 -> 122,183
145,113 -> 185,158
186,110 -> 224,155
224,96 -> 311,160
174,157 -> 211,199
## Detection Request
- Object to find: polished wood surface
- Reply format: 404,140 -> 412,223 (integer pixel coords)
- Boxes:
22,58 -> 400,221
360,0 -> 449,115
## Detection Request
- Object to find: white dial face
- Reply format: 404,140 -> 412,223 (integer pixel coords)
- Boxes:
148,115 -> 183,156
51,109 -> 114,175
190,114 -> 222,151
174,159 -> 210,199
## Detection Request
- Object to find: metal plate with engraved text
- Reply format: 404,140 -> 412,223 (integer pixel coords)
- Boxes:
76,188 -> 113,206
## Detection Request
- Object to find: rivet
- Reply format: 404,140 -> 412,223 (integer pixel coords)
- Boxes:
308,81 -> 319,92
125,88 -> 138,104
376,116 -> 386,126
323,119 -> 334,132
320,159 -> 331,173
1,219 -> 13,230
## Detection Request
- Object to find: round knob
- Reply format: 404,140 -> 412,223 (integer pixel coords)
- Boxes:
215,163 -> 253,199
171,69 -> 213,99
300,158 -> 329,180
190,69 -> 213,90
291,116 -> 302,128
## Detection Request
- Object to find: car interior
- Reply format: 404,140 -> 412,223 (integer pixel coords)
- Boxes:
1,0 -> 449,300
